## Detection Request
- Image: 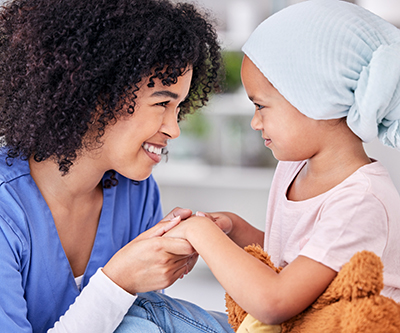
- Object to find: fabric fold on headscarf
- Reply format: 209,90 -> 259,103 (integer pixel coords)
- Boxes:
242,0 -> 400,150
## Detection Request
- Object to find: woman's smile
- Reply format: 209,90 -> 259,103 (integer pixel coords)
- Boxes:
96,67 -> 193,181
142,142 -> 167,163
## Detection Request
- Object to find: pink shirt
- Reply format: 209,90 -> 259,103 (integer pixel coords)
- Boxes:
264,160 -> 400,302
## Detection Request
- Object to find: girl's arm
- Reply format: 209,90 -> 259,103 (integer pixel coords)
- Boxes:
164,216 -> 336,325
196,211 -> 264,248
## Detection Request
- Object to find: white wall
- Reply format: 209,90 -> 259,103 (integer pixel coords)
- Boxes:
364,139 -> 400,193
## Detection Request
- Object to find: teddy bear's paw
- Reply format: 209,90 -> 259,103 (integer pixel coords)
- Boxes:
340,296 -> 400,332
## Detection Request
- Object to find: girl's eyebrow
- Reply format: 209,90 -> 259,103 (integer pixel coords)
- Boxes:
150,90 -> 179,100
248,95 -> 260,103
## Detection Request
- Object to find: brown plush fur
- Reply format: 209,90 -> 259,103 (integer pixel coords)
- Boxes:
225,244 -> 400,332
225,245 -> 282,331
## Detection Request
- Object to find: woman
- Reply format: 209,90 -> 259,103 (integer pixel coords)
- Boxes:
0,0 -> 222,331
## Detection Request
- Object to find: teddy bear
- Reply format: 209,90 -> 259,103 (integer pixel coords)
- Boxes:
225,244 -> 400,333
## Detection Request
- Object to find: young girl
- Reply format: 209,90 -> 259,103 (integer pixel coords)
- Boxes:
116,0 -> 400,332
0,0 -> 224,331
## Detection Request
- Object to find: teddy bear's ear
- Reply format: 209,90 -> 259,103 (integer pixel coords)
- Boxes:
317,251 -> 384,305
244,244 -> 282,274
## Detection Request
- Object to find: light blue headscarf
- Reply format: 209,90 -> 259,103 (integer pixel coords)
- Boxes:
242,0 -> 400,150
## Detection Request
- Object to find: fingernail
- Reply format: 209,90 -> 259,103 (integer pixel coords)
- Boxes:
170,216 -> 180,222
196,211 -> 206,217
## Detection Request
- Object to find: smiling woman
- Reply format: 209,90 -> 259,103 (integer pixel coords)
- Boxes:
0,0 -> 223,332
98,68 -> 193,181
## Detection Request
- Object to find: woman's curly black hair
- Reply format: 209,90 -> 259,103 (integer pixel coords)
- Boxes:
0,0 -> 223,174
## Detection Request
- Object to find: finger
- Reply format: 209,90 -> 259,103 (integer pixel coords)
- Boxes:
195,211 -> 216,222
169,253 -> 198,279
174,257 -> 192,278
153,216 -> 182,236
155,256 -> 192,287
136,217 -> 181,240
186,253 -> 199,273
164,207 -> 192,221
174,263 -> 191,282
162,237 -> 196,256
171,255 -> 193,269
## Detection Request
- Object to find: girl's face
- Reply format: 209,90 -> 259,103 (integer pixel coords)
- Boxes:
96,68 -> 192,181
241,55 -> 329,162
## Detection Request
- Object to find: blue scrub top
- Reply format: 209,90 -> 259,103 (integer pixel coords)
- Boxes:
0,151 -> 163,332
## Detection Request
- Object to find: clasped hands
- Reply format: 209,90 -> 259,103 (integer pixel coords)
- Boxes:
161,208 -> 233,275
102,207 -> 232,296
163,208 -> 233,239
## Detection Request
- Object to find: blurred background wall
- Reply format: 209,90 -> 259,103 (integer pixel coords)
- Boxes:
155,0 -> 400,313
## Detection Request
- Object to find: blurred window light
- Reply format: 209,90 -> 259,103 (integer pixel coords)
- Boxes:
357,0 -> 400,27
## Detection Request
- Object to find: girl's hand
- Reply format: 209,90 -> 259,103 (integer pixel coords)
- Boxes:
195,211 -> 264,248
162,212 -> 233,240
102,216 -> 195,295
195,211 -> 233,235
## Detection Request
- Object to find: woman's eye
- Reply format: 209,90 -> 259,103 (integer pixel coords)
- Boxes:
156,101 -> 169,107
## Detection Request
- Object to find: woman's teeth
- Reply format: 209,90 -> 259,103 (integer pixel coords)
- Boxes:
143,143 -> 162,155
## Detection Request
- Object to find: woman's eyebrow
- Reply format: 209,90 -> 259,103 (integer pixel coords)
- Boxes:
150,90 -> 179,99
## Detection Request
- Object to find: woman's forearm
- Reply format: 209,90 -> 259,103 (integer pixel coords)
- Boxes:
49,269 -> 135,333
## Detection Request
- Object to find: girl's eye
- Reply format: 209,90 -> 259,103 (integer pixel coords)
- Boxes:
255,103 -> 265,111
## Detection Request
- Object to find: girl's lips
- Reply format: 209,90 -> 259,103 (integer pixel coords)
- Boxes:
264,138 -> 272,147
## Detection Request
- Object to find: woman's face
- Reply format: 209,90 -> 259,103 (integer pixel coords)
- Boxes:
96,68 -> 193,181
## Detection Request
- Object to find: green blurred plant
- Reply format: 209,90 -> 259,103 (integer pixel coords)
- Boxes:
179,111 -> 210,139
222,50 -> 243,93
178,51 -> 244,140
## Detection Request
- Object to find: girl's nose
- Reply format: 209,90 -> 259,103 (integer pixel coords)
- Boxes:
251,111 -> 262,131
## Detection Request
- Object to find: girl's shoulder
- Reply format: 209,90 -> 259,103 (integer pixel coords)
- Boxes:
343,160 -> 395,191
347,160 -> 400,201
321,160 -> 400,220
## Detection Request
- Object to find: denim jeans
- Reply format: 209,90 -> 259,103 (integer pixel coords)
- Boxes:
114,291 -> 234,333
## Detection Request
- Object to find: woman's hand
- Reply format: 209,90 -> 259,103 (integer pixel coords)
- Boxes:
102,212 -> 196,295
163,206 -> 193,222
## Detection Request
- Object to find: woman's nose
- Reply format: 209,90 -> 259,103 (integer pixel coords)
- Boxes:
161,111 -> 181,139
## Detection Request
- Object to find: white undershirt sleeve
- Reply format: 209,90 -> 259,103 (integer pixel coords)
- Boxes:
48,268 -> 137,333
